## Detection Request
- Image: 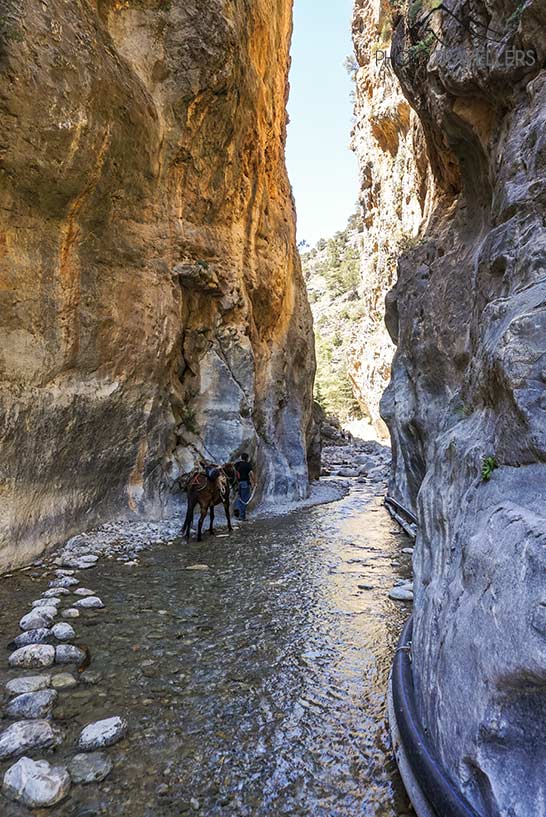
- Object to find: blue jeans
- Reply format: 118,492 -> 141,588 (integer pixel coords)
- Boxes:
235,481 -> 251,520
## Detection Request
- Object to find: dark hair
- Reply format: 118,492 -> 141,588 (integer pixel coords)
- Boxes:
241,453 -> 249,461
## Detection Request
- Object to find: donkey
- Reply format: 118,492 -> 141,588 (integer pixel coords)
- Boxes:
182,463 -> 237,542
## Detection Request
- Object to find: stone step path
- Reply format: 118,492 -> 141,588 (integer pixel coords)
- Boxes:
1,566 -> 127,809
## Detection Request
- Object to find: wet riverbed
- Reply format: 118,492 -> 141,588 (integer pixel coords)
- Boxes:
0,484 -> 413,816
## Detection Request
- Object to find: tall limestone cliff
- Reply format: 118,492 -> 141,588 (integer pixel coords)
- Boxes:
350,0 -> 432,438
0,0 -> 315,570
355,0 -> 546,812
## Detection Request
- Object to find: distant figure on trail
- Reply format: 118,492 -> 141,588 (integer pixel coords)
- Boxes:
234,453 -> 255,521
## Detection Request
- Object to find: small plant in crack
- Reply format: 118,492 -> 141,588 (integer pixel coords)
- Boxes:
481,456 -> 498,481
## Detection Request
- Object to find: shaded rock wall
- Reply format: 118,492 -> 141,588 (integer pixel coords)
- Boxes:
374,0 -> 546,812
350,0 -> 431,439
0,0 -> 315,570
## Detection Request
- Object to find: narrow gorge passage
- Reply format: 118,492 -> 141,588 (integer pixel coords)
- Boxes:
0,483 -> 413,817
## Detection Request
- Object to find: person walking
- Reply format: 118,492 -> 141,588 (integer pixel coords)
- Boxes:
234,453 -> 255,520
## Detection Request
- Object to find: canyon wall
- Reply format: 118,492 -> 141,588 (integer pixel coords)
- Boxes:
350,0 -> 431,439
357,0 -> 546,813
0,0 -> 315,570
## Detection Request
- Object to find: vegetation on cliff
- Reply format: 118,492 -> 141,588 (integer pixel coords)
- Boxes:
301,214 -> 364,423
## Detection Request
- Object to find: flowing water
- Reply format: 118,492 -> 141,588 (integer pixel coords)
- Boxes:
0,483 -> 413,816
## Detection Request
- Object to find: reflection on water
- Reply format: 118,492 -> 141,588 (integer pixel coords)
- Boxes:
0,484 -> 413,816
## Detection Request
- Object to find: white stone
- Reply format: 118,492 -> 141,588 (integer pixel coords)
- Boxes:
2,757 -> 70,807
32,597 -> 61,608
0,721 -> 62,760
52,623 -> 76,642
185,564 -> 210,571
55,645 -> 86,665
389,587 -> 414,602
6,689 -> 57,720
19,608 -> 56,631
49,576 -> 79,589
73,588 -> 95,596
6,676 -> 51,696
73,596 -> 104,609
9,644 -> 56,669
77,716 -> 127,750
10,628 -> 53,650
61,608 -> 80,619
44,587 -> 70,597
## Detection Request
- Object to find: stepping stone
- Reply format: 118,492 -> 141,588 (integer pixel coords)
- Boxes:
78,716 -> 127,750
6,689 -> 58,719
0,720 -> 63,760
6,676 -> 52,696
73,588 -> 95,597
2,757 -> 70,807
49,576 -> 79,589
388,587 -> 414,602
51,673 -> 78,691
44,587 -> 70,597
9,628 -> 54,650
19,608 -> 56,631
55,645 -> 86,666
68,752 -> 112,784
62,608 -> 80,619
9,645 -> 56,669
32,597 -> 61,608
52,623 -> 76,642
185,564 -> 210,571
73,596 -> 104,610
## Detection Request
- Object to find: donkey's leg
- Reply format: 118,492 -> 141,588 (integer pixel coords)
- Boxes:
197,503 -> 208,542
224,498 -> 233,533
209,505 -> 215,535
185,499 -> 196,541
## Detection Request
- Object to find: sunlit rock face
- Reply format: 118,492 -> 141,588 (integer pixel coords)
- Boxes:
0,0 -> 315,569
378,0 -> 546,812
350,0 -> 431,440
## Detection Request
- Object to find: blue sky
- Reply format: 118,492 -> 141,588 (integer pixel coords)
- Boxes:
286,0 -> 358,247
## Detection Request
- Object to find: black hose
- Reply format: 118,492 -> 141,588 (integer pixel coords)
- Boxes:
385,495 -> 417,525
392,617 -> 483,817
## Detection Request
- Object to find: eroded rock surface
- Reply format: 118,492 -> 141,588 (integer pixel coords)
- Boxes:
363,0 -> 546,813
0,0 -> 315,571
350,0 -> 431,437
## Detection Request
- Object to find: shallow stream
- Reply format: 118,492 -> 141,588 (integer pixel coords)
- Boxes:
0,484 -> 413,816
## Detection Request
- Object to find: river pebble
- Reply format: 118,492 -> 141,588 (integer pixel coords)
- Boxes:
6,676 -> 52,696
62,608 -> 80,619
51,673 -> 78,690
9,644 -> 56,669
55,645 -> 87,665
68,752 -> 113,784
73,596 -> 104,610
49,576 -> 79,589
52,623 -> 76,642
0,720 -> 63,760
44,587 -> 70,597
32,597 -> 61,608
19,608 -> 56,631
78,716 -> 127,750
6,689 -> 58,720
388,586 -> 414,602
402,548 -> 414,555
73,588 -> 95,597
2,757 -> 70,808
9,628 -> 54,650
185,564 -> 210,571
